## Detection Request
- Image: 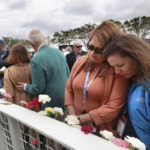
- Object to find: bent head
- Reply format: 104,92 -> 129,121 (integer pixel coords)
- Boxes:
107,52 -> 138,78
88,20 -> 121,64
103,33 -> 150,79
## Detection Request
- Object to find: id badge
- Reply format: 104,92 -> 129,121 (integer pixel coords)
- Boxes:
117,115 -> 127,137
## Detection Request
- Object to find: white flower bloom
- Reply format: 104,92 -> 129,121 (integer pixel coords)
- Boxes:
38,94 -> 51,104
38,111 -> 48,116
0,88 -> 6,93
100,130 -> 114,140
65,115 -> 79,125
53,107 -> 64,116
125,136 -> 146,150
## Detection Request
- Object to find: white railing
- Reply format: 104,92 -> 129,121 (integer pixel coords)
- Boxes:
0,99 -> 128,150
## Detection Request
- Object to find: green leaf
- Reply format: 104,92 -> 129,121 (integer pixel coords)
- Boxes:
129,144 -> 135,150
0,103 -> 12,105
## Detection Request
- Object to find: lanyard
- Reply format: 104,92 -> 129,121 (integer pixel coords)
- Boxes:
83,70 -> 90,100
83,64 -> 103,100
82,64 -> 103,112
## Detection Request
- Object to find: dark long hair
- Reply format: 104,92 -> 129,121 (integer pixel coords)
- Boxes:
103,33 -> 150,82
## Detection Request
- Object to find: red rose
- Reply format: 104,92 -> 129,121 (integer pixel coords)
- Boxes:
32,98 -> 42,107
33,98 -> 38,102
26,101 -> 34,108
30,138 -> 39,145
81,124 -> 94,134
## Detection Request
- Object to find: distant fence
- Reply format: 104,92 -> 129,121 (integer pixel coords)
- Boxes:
0,99 -> 128,150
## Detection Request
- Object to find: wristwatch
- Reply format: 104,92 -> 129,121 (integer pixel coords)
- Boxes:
77,117 -> 80,124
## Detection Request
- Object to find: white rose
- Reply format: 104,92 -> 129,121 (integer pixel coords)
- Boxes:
53,107 -> 64,116
65,115 -> 79,125
100,130 -> 114,140
125,136 -> 146,150
38,110 -> 48,116
38,94 -> 51,104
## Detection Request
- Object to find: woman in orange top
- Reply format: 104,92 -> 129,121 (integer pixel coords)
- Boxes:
65,20 -> 128,133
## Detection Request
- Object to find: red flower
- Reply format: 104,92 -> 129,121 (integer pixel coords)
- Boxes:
81,124 -> 94,134
30,138 -> 39,145
26,101 -> 34,109
32,98 -> 42,107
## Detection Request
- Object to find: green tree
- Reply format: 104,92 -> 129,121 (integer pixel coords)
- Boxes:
123,16 -> 150,38
3,37 -> 30,50
51,23 -> 96,47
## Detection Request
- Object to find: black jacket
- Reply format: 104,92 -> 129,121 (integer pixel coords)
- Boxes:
0,50 -> 10,77
66,51 -> 87,71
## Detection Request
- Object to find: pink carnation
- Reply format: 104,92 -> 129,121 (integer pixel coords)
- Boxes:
4,93 -> 12,98
1,92 -> 6,95
111,137 -> 129,148
20,100 -> 28,105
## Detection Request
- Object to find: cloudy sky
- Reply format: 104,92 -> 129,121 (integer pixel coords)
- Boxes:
0,0 -> 150,39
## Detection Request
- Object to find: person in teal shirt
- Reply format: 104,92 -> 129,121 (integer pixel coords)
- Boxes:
17,29 -> 70,110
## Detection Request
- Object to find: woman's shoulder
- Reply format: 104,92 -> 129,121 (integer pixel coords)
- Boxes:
7,64 -> 30,71
76,55 -> 87,63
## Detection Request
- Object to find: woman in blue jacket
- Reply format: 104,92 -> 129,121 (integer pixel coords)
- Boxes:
103,33 -> 150,149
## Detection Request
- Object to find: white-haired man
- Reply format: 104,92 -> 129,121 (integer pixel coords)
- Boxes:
66,41 -> 87,71
17,29 -> 70,110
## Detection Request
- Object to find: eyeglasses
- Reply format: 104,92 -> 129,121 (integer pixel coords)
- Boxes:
76,45 -> 82,48
87,42 -> 103,54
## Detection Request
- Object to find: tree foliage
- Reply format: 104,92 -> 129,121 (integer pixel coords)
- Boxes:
51,16 -> 150,46
123,16 -> 150,38
2,37 -> 30,50
51,23 -> 96,46
2,16 -> 150,49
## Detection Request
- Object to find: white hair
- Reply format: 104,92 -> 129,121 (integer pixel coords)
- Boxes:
29,30 -> 45,45
73,40 -> 82,46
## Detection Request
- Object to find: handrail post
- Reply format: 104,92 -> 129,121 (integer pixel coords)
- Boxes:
7,116 -> 23,150
0,114 -> 7,149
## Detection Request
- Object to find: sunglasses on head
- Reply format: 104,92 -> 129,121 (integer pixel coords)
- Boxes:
87,42 -> 103,54
76,45 -> 82,48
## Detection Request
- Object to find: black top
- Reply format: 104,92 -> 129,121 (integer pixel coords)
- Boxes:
66,51 -> 87,71
0,50 -> 10,77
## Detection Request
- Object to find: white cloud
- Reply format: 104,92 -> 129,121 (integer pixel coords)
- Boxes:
0,0 -> 149,39
7,0 -> 28,10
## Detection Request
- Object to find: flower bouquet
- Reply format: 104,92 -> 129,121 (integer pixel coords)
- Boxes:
38,107 -> 64,120
99,130 -> 146,150
20,94 -> 51,112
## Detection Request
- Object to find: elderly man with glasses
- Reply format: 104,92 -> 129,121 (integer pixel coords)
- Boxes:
66,41 -> 87,71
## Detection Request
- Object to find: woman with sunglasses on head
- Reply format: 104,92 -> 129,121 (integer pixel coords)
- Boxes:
65,20 -> 128,134
103,33 -> 150,149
